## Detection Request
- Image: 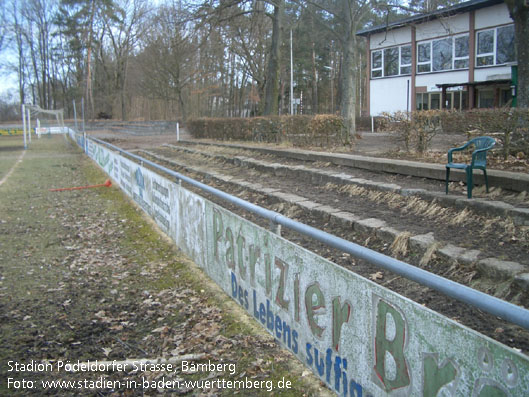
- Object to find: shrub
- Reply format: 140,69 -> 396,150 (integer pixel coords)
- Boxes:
379,110 -> 442,153
461,108 -> 529,159
379,108 -> 529,157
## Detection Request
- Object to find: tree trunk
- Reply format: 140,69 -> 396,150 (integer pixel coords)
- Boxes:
263,0 -> 283,115
506,0 -> 529,108
178,90 -> 187,122
339,2 -> 357,142
85,0 -> 96,120
309,5 -> 318,114
13,4 -> 25,105
311,43 -> 318,114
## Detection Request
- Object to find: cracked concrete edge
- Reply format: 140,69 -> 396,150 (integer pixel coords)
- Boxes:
167,143 -> 529,226
141,149 -> 526,283
476,258 -> 527,281
179,139 -> 529,192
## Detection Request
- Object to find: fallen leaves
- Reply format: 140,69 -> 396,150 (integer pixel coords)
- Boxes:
370,271 -> 384,281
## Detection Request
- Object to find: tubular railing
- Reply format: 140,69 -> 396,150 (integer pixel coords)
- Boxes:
89,136 -> 529,331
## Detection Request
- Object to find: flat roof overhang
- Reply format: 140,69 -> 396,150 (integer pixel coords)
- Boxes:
435,79 -> 512,89
356,0 -> 504,37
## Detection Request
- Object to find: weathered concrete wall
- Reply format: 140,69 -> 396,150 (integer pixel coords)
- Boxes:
82,135 -> 529,396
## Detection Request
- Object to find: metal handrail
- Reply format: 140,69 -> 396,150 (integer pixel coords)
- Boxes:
89,136 -> 529,331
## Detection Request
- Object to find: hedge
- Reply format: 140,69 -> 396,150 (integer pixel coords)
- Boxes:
378,108 -> 529,156
186,115 -> 346,147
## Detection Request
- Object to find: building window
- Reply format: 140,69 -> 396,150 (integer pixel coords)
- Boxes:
400,45 -> 412,74
454,36 -> 469,69
478,89 -> 494,108
417,42 -> 431,73
452,91 -> 468,110
417,35 -> 469,73
371,44 -> 412,78
372,50 -> 382,78
432,38 -> 452,71
496,25 -> 515,64
476,25 -> 515,67
477,30 -> 494,66
430,93 -> 441,109
416,93 -> 429,110
417,90 -> 468,111
384,47 -> 399,76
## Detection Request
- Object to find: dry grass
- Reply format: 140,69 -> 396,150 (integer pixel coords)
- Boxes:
390,232 -> 411,257
324,182 -> 528,247
419,242 -> 440,266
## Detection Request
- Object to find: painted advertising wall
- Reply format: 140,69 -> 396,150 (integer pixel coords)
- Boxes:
82,137 -> 529,396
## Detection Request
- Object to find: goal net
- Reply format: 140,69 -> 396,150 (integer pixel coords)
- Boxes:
25,105 -> 66,136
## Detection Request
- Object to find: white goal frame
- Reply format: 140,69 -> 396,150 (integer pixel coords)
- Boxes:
21,104 -> 68,148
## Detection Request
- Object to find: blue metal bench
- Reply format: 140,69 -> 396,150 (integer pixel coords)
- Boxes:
445,136 -> 495,199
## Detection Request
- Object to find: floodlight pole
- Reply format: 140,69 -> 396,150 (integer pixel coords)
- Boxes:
22,104 -> 27,149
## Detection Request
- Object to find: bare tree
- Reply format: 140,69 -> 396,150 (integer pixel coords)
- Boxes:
10,0 -> 28,105
137,3 -> 201,121
0,0 -> 8,54
103,0 -> 149,120
301,0 -> 371,139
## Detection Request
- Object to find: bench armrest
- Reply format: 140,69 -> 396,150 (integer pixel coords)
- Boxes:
447,141 -> 471,163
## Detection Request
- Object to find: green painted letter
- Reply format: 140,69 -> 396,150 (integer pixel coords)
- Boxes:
305,283 -> 325,338
373,299 -> 410,392
332,297 -> 351,352
213,209 -> 223,261
275,258 -> 290,310
422,354 -> 457,397
225,227 -> 235,270
237,234 -> 246,279
249,244 -> 260,286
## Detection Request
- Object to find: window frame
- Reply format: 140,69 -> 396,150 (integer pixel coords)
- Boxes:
371,50 -> 383,78
417,34 -> 469,74
476,29 -> 495,66
399,45 -> 412,75
476,24 -> 515,67
383,47 -> 400,77
453,34 -> 470,69
371,44 -> 412,79
417,42 -> 432,73
416,90 -> 468,111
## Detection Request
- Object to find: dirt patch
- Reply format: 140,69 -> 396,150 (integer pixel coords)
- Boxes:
0,137 -> 330,396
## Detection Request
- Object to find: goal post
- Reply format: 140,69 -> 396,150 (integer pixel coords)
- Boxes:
22,104 -> 67,139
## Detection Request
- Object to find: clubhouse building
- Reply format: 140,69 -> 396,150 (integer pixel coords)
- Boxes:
356,0 -> 517,116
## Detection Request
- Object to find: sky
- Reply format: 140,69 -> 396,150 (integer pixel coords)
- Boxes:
0,45 -> 18,99
0,72 -> 18,97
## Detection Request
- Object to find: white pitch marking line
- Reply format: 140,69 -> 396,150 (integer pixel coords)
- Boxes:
0,150 -> 26,187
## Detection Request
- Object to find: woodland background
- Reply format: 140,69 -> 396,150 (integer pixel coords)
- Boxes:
0,0 -> 526,137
